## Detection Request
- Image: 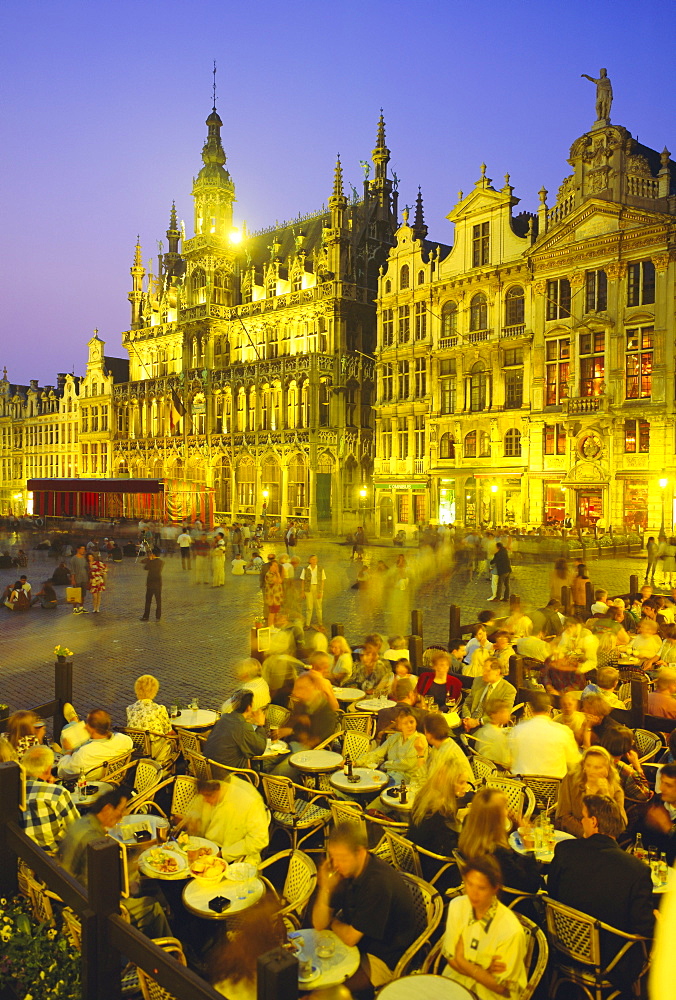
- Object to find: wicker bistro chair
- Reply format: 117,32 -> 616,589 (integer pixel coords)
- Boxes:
265,704 -> 291,730
83,750 -> 134,784
385,831 -> 457,889
120,728 -> 180,773
544,896 -> 650,1000
329,799 -> 368,837
341,730 -> 371,764
391,872 -> 444,979
260,774 -> 332,852
483,774 -> 536,822
518,774 -> 562,815
468,753 -> 500,783
136,937 -> 187,1000
184,751 -> 260,788
424,909 -> 548,1000
341,712 -> 376,738
174,727 -> 206,761
633,728 -> 665,765
258,849 -> 318,929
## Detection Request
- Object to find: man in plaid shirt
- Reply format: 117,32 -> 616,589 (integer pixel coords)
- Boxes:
19,745 -> 80,853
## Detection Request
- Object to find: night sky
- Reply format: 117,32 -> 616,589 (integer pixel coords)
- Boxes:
1,0 -> 672,385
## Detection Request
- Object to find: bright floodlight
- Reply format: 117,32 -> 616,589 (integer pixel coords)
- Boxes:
660,478 -> 668,489
229,228 -> 242,244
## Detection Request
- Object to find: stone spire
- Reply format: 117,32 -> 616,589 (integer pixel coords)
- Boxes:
329,155 -> 348,230
129,236 -> 145,327
163,202 -> 185,283
372,109 -> 390,181
192,105 -> 235,239
411,186 -> 428,240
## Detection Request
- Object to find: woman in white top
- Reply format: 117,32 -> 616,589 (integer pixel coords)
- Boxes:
442,855 -> 527,1000
364,708 -> 428,784
328,634 -> 354,684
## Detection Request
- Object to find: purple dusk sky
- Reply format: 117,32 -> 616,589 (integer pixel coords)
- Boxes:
0,0 -> 671,386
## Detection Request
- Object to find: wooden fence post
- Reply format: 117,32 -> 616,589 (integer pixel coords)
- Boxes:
584,580 -> 594,618
408,635 -> 424,673
331,624 -> 344,637
561,586 -> 572,617
629,678 -> 648,730
629,573 -> 639,596
54,657 -> 73,743
0,761 -> 20,896
448,604 -> 461,647
411,609 -> 423,642
83,839 -> 123,1000
508,655 -> 524,693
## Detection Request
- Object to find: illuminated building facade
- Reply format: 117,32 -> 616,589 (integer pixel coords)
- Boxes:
373,116 -> 676,536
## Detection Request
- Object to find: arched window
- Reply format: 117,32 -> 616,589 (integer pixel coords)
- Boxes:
464,431 -> 477,458
385,279 -> 391,294
505,286 -> 525,327
468,362 -> 489,412
191,268 -> 206,304
400,264 -> 410,289
470,293 -> 488,331
213,270 -> 230,305
504,428 -> 522,457
236,457 -> 255,509
417,269 -> 425,285
261,456 -> 281,514
479,431 -> 491,457
266,273 -> 276,297
292,270 -> 303,292
286,382 -> 298,429
441,301 -> 457,338
288,454 -> 308,510
439,433 -> 455,459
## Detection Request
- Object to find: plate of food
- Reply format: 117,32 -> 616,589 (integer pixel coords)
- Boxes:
141,848 -> 188,876
226,862 -> 257,882
176,834 -> 219,858
190,855 -> 228,885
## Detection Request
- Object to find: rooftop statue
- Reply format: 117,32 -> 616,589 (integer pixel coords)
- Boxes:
581,68 -> 613,122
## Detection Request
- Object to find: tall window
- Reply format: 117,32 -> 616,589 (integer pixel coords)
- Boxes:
90,406 -> 99,432
441,301 -> 457,338
579,332 -> 605,396
585,270 -> 607,312
504,428 -> 522,457
470,293 -> 488,332
414,358 -> 427,398
400,264 -> 410,289
417,269 -> 425,285
288,455 -> 308,509
505,286 -> 525,327
398,418 -> 408,459
503,348 -> 523,409
472,222 -> 489,267
545,337 -> 570,405
439,433 -> 454,459
381,364 -> 394,401
414,302 -> 427,340
468,362 -> 489,412
213,270 -> 230,305
478,431 -> 491,457
544,423 -> 566,455
624,419 -> 650,453
440,358 -> 456,414
627,260 -> 655,306
398,361 -> 410,399
398,305 -> 410,343
414,415 -> 425,459
414,494 -> 426,523
191,268 -> 206,300
546,279 -> 571,320
464,431 -> 477,458
381,419 -> 393,459
625,327 -> 653,399
382,308 -> 394,346
81,408 -> 88,432
396,493 -> 409,523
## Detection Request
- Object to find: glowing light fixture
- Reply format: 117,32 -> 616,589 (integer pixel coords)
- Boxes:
229,228 -> 242,244
359,488 -> 367,499
490,483 -> 498,494
659,478 -> 668,489
262,489 -> 269,499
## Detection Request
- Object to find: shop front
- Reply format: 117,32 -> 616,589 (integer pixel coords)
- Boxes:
576,488 -> 604,528
544,482 -> 566,526
623,480 -> 649,533
438,478 -> 456,524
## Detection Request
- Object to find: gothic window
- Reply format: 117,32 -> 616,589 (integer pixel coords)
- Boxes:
504,428 -> 522,457
267,274 -> 277,298
398,305 -> 410,343
414,302 -> 427,340
236,388 -> 245,431
382,308 -> 394,347
472,222 -> 490,267
381,364 -> 394,402
286,382 -> 298,429
236,457 -> 255,509
213,270 -> 230,306
585,270 -> 607,312
464,431 -> 477,458
261,457 -> 281,514
470,293 -> 488,332
468,362 -> 489,412
441,301 -> 458,339
191,268 -> 206,303
624,419 -> 650,453
627,260 -> 655,306
505,286 -> 525,327
319,379 -> 331,427
414,358 -> 427,398
625,327 -> 653,399
439,433 -> 455,459
400,264 -> 410,289
300,382 -> 309,428
292,270 -> 303,292
398,361 -> 410,399
546,278 -> 571,320
545,337 -> 570,405
288,454 -> 308,509
579,332 -> 605,397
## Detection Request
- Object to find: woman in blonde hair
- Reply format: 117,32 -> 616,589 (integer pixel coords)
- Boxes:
6,711 -> 45,756
209,897 -> 285,1000
408,758 -> 472,862
555,745 -> 626,837
126,674 -> 172,766
457,787 -> 542,895
328,634 -> 353,684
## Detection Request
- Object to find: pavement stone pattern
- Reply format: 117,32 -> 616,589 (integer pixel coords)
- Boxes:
0,532 -> 652,731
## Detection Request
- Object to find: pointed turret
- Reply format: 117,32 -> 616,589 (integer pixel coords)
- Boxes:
329,155 -> 348,229
372,109 -> 390,181
192,106 -> 236,239
369,110 -> 396,224
411,187 -> 428,240
128,236 -> 145,327
163,201 -> 185,283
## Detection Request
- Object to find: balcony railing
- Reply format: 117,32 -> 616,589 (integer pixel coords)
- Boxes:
566,396 -> 606,415
414,459 -> 425,474
467,330 -> 490,343
501,324 -> 526,339
438,337 -> 458,349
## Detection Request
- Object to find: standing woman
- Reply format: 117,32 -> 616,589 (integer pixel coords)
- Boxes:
570,563 -> 591,618
549,558 -> 572,602
263,559 -> 284,628
87,551 -> 107,614
211,533 -> 226,588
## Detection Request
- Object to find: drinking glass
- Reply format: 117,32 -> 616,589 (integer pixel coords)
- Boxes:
316,931 -> 336,959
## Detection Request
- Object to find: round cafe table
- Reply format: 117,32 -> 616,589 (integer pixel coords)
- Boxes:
109,813 -> 169,847
509,829 -> 575,863
182,873 -> 265,919
380,784 -> 417,813
290,749 -> 344,788
330,767 -> 388,795
289,928 -> 360,989
171,709 -> 219,730
378,973 -> 475,1000
356,698 -> 396,712
71,780 -> 113,808
332,687 -> 365,704
651,865 -> 675,895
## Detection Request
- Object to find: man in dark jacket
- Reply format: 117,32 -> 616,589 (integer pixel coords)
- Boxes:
548,794 -> 654,989
204,689 -> 267,769
140,547 -> 163,621
488,541 -> 511,601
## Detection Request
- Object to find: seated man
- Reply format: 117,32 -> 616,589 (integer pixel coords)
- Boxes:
57,709 -> 134,779
273,672 -> 338,777
530,599 -> 565,637
548,794 -> 654,989
643,762 -> 676,864
19,745 -> 80,853
647,667 -> 676,719
312,822 -> 418,993
58,787 -> 171,938
423,713 -> 473,779
474,698 -> 513,769
183,776 -> 269,865
306,651 -> 340,711
351,639 -> 393,696
461,659 -> 516,732
509,691 -> 580,778
204,689 -> 267,769
448,638 -> 467,675
377,678 -> 426,735
515,628 -> 551,663
593,666 -> 626,710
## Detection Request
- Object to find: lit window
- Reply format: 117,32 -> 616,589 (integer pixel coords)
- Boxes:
504,428 -> 522,457
579,332 -> 605,397
544,423 -> 566,455
545,337 -> 570,405
625,326 -> 653,399
624,419 -> 650,453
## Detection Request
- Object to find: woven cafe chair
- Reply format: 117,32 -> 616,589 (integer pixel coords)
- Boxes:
329,799 -> 368,838
174,727 -> 206,761
260,774 -> 331,852
385,830 -> 457,888
84,750 -> 133,784
265,704 -> 291,730
258,849 -> 317,929
632,728 -> 665,764
391,872 -> 444,979
184,750 -> 260,787
136,937 -> 187,1000
518,774 -> 562,815
483,774 -> 536,821
341,712 -> 376,738
468,753 -> 499,783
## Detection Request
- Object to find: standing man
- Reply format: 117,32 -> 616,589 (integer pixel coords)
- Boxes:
285,521 -> 297,557
69,544 -> 89,614
301,554 -> 326,631
488,541 -> 511,602
193,532 -> 210,584
140,546 -> 163,621
177,527 -> 192,570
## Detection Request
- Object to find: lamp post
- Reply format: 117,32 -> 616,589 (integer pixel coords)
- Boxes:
359,486 -> 367,529
490,482 -> 498,528
659,478 -> 668,536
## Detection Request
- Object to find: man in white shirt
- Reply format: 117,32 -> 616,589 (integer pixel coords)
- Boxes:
57,709 -> 133,780
184,776 -> 269,865
177,529 -> 192,570
509,692 -> 579,778
515,630 -> 551,663
301,554 -> 326,630
423,714 -> 473,780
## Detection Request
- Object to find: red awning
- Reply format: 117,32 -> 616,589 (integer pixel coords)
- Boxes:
26,478 -> 164,494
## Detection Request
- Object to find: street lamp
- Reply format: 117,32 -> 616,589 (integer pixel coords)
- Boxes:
490,482 -> 498,527
359,487 -> 367,525
659,478 -> 668,535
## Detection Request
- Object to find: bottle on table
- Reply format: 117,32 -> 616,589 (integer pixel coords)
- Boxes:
76,767 -> 86,801
400,779 -> 407,804
343,753 -> 351,777
633,833 -> 647,862
657,852 -> 669,884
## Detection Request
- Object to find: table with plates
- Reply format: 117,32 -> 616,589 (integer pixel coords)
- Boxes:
171,708 -> 219,730
380,784 -> 417,813
356,698 -> 396,712
137,838 -> 220,879
109,813 -> 169,847
182,863 -> 265,919
378,973 -> 474,1000
509,829 -> 575,862
289,928 -> 360,989
252,739 -> 289,761
332,687 -> 365,704
70,780 -> 114,807
330,767 -> 389,795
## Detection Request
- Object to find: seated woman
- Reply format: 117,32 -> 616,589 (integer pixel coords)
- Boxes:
364,708 -> 428,785
555,745 -> 627,837
126,673 -> 173,765
457,787 -> 543,897
442,855 -> 527,1000
6,711 -> 45,756
624,619 -> 662,669
328,634 -> 354,685
209,898 -> 285,999
417,649 -> 463,708
31,580 -> 58,609
408,759 -> 472,872
388,657 -> 416,697
604,725 -> 651,842
580,691 -> 623,749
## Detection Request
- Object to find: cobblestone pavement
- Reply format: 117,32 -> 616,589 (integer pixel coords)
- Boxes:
0,533 -> 651,730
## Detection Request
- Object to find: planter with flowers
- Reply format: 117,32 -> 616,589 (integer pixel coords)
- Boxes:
53,646 -> 73,664
0,894 -> 80,999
